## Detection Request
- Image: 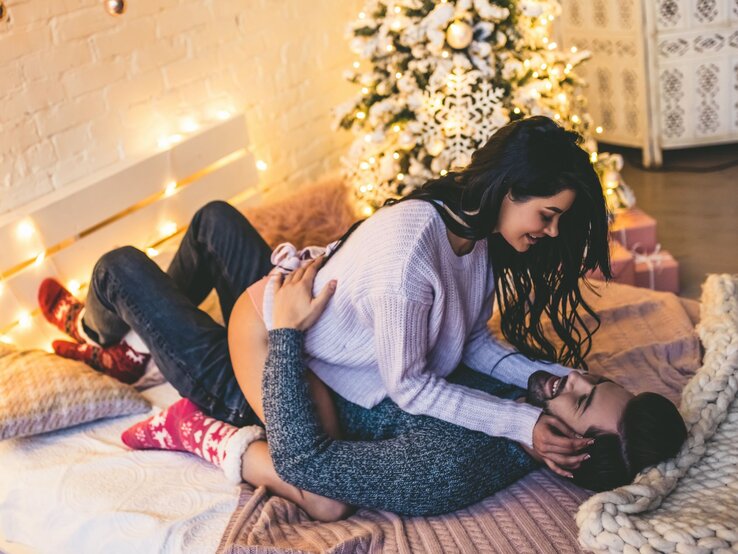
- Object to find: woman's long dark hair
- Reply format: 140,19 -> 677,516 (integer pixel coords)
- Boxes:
330,116 -> 612,369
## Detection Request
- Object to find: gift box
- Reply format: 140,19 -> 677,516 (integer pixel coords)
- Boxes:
610,208 -> 658,253
587,241 -> 635,285
633,247 -> 680,293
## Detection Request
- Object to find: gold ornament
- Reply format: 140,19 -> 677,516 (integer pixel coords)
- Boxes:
0,1 -> 8,23
104,0 -> 127,17
446,20 -> 473,50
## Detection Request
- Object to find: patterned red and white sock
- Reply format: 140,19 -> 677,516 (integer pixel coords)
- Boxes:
38,278 -> 86,343
121,398 -> 265,483
53,340 -> 150,385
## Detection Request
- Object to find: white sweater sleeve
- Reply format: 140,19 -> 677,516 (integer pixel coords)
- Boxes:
462,296 -> 572,389
369,294 -> 544,447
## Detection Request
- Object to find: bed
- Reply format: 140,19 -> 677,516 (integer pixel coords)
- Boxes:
1,265 -> 705,553
0,163 -> 722,553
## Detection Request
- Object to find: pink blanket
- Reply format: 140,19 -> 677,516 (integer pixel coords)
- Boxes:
217,281 -> 701,554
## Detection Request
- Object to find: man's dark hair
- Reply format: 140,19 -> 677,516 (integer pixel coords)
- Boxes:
572,392 -> 687,491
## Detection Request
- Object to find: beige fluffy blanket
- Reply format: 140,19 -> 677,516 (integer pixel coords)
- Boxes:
214,181 -> 703,553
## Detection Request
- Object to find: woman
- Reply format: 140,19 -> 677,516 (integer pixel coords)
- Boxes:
39,117 -> 681,519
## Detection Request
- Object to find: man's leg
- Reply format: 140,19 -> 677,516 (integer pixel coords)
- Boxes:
166,201 -> 273,323
83,245 -> 257,426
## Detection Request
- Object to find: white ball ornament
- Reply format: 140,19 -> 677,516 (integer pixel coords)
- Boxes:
427,139 -> 446,157
446,20 -> 474,50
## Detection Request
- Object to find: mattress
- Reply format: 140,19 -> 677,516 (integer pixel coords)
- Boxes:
0,382 -> 235,554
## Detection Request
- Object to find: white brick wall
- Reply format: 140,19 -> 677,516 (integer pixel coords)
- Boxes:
0,0 -> 363,214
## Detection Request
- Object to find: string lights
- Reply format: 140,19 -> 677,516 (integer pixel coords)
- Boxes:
0,109 -> 255,348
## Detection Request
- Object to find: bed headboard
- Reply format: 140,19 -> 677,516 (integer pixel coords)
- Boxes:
0,114 -> 261,350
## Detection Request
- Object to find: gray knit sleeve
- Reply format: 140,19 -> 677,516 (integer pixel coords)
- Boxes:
262,328 -> 537,516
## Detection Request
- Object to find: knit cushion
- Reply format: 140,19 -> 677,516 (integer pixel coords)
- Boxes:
0,343 -> 150,440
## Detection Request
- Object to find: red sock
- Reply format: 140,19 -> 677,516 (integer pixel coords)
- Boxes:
38,278 -> 85,343
121,398 -> 265,483
53,340 -> 149,385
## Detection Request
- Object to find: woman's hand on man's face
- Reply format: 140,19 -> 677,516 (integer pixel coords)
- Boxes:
531,413 -> 593,479
271,256 -> 337,332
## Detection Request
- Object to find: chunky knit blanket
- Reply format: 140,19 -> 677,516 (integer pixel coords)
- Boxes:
577,274 -> 738,553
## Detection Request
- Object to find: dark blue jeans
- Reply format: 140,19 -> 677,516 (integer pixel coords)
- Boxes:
83,201 -> 273,426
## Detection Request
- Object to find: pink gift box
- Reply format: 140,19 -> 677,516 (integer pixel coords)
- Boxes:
610,208 -> 657,253
634,248 -> 680,293
587,241 -> 635,285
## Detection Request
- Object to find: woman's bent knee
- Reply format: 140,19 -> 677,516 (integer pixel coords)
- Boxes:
94,246 -> 147,277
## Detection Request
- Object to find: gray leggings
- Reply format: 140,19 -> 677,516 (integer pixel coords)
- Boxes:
263,329 -> 538,516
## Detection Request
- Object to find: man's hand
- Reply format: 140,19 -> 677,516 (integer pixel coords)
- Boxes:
272,256 -> 337,331
531,414 -> 593,479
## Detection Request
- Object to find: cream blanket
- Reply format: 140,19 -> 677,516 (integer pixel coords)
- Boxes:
577,274 -> 738,553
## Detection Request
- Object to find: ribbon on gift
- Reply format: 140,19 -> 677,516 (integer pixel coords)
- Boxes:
270,240 -> 340,274
631,243 -> 665,290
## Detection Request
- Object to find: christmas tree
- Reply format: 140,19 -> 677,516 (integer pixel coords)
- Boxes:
334,0 -> 634,216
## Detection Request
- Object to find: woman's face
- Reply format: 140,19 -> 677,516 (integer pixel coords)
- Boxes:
494,188 -> 576,252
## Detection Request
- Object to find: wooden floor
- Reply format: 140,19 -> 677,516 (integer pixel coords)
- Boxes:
602,142 -> 738,300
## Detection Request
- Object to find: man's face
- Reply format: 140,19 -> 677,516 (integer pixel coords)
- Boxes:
527,370 -> 633,436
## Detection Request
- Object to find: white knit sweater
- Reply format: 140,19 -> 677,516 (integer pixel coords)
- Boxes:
297,200 -> 571,447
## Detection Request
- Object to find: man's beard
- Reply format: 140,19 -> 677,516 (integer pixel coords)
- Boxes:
527,370 -> 561,409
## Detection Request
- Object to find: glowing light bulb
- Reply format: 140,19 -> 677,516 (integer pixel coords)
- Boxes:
558,93 -> 567,102
16,220 -> 35,240
360,161 -> 370,170
361,87 -> 369,94
606,189 -> 614,195
164,181 -> 178,197
368,157 -> 376,164
362,205 -> 374,216
554,113 -> 561,120
543,37 -> 549,44
353,61 -> 360,69
441,50 -> 449,58
392,124 -> 400,133
394,6 -> 401,13
358,11 -> 365,19
360,185 -> 367,193
539,17 -> 547,25
160,221 -> 177,237
570,46 -> 578,53
548,42 -> 557,50
532,71 -> 539,78
548,14 -> 554,21
391,20 -> 401,30
572,114 -> 581,124
397,173 -> 405,181
392,152 -> 400,160
364,134 -> 372,143
256,160 -> 268,171
356,111 -> 366,120
386,44 -> 394,52
216,110 -> 232,120
596,126 -> 603,134
34,251 -> 45,266
541,63 -> 547,70
169,133 -> 183,144
0,335 -> 12,344
440,169 -> 448,176
513,107 -> 521,114
181,118 -> 199,133
18,311 -> 32,329
523,59 -> 530,68
395,72 -> 402,79
146,247 -> 159,258
590,152 -> 598,163
67,280 -> 81,295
